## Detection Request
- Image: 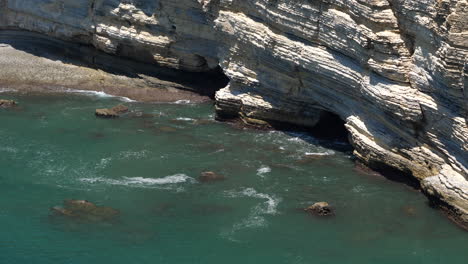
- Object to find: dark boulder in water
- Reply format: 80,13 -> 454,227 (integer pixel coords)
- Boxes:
304,202 -> 334,216
95,104 -> 128,118
64,199 -> 96,210
199,171 -> 225,182
88,206 -> 121,221
0,99 -> 17,108
50,199 -> 120,222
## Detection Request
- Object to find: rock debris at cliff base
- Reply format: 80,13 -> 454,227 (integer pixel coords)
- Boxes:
0,0 -> 466,227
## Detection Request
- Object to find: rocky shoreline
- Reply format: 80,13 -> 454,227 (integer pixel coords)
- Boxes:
0,0 -> 466,229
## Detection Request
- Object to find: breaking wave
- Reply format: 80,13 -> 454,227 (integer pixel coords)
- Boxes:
173,100 -> 191,104
304,151 -> 335,156
63,89 -> 136,102
221,188 -> 281,241
225,187 -> 281,215
176,117 -> 195,121
80,174 -> 194,188
0,88 -> 17,93
256,165 -> 271,177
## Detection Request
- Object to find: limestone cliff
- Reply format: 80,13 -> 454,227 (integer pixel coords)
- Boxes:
0,0 -> 467,227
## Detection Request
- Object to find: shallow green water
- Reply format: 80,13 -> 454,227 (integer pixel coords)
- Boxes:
0,91 -> 466,264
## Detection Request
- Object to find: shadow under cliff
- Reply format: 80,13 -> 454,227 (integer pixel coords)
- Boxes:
0,30 -> 229,98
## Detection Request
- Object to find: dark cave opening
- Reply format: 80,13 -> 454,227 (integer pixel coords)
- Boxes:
196,65 -> 230,98
278,111 -> 421,191
308,111 -> 349,143
264,110 -> 354,153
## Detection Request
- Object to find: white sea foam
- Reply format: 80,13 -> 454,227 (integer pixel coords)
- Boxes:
256,166 -> 271,177
96,157 -> 112,169
176,117 -> 195,121
174,100 -> 191,104
352,185 -> 365,193
118,150 -> 149,160
255,130 -> 337,158
304,151 -> 335,156
225,187 -> 280,215
287,137 -> 304,142
80,174 -> 194,187
0,146 -> 18,153
221,188 -> 281,241
64,89 -> 136,102
0,88 -> 17,93
223,214 -> 267,241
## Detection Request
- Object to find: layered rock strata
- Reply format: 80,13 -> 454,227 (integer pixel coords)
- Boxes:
0,0 -> 466,227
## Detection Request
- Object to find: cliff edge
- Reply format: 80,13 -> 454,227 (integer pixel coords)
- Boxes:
0,0 -> 466,227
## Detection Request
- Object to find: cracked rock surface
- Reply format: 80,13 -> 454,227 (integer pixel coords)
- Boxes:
0,0 -> 466,227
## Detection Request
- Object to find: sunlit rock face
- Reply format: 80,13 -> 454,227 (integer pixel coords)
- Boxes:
0,0 -> 466,226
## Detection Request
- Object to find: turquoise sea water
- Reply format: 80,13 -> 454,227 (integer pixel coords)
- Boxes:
0,91 -> 467,264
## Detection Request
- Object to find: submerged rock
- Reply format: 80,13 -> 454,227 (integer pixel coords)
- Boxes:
0,99 -> 17,108
128,112 -> 159,119
63,199 -> 98,213
296,154 -> 327,165
304,202 -> 334,216
353,162 -> 381,176
89,132 -> 105,139
402,205 -> 417,216
141,120 -> 156,129
169,119 -> 188,125
95,104 -> 128,118
199,171 -> 225,182
88,206 -> 120,221
158,126 -> 178,132
193,119 -> 214,126
50,206 -> 75,217
50,199 -> 120,222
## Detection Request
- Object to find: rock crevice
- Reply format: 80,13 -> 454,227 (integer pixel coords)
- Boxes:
0,0 -> 466,228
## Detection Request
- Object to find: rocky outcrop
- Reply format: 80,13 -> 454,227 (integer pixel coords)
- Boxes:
0,0 -> 466,227
95,104 -> 128,118
199,171 -> 226,182
50,199 -> 120,222
305,202 -> 334,216
0,99 -> 17,108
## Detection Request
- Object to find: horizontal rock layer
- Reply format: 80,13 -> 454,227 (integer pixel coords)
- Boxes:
0,0 -> 467,227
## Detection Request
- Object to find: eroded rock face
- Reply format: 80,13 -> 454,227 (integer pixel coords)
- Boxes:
0,0 -> 466,226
